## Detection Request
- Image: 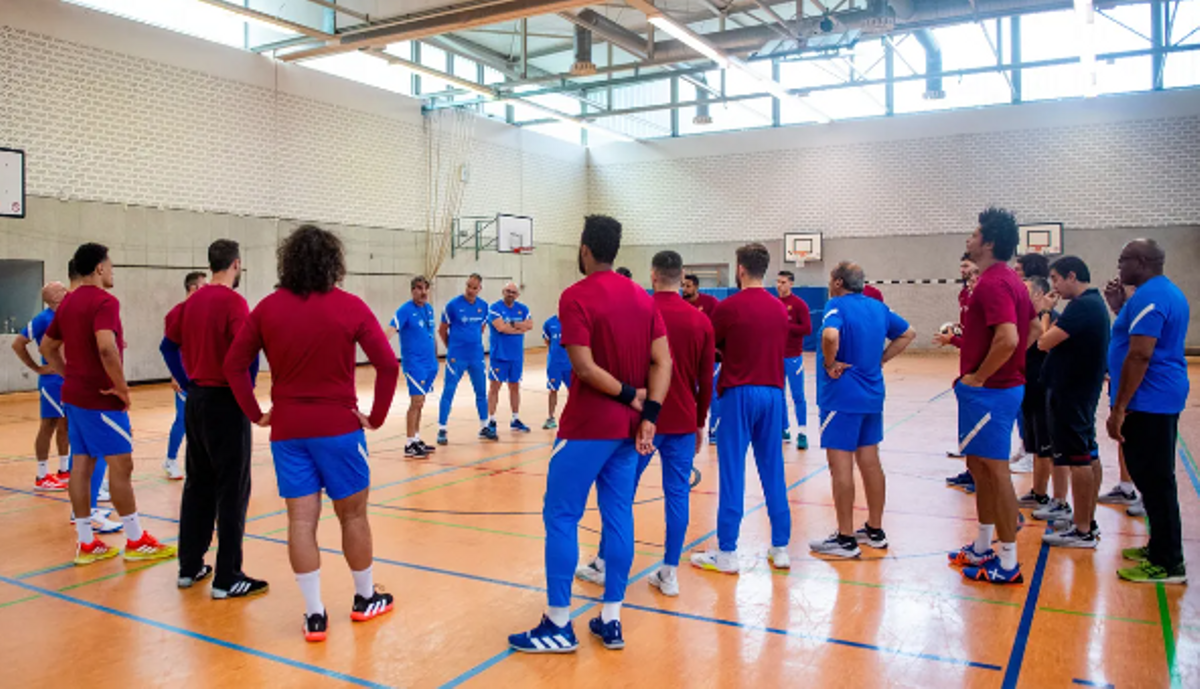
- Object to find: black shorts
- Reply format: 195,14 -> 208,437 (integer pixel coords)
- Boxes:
1046,389 -> 1098,467
1021,384 -> 1052,457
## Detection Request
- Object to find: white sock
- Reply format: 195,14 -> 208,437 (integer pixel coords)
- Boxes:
974,524 -> 995,553
661,564 -> 677,579
439,424 -> 447,432
59,455 -> 71,473
75,516 -> 94,544
413,433 -> 421,442
407,437 -> 417,445
36,460 -> 49,480
999,541 -> 1018,570
121,513 -> 144,542
512,414 -> 520,423
546,606 -> 570,627
601,602 -> 622,623
1119,481 -> 1134,493
488,415 -> 496,424
295,570 -> 324,617
351,566 -> 374,599
594,556 -> 606,572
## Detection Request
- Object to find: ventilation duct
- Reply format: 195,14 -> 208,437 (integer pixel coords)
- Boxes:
571,24 -> 597,75
913,28 -> 945,99
693,76 -> 712,125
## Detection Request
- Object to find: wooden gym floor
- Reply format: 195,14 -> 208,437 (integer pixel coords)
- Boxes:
0,351 -> 1196,688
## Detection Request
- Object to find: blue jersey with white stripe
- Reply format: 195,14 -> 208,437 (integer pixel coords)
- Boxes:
543,315 -> 570,369
442,294 -> 489,361
1108,275 -> 1190,414
20,308 -> 55,367
391,300 -> 436,369
816,294 -> 910,413
489,300 -> 530,362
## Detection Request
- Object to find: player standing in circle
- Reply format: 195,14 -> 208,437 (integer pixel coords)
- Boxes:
387,276 -> 439,459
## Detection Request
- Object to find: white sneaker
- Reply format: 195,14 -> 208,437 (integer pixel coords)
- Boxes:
1032,499 -> 1072,522
690,549 -> 739,574
648,568 -> 679,596
1127,500 -> 1146,517
767,546 -> 791,570
574,559 -> 605,585
808,533 -> 861,558
1042,527 -> 1098,549
69,508 -> 123,534
1010,455 -> 1034,474
163,459 -> 184,481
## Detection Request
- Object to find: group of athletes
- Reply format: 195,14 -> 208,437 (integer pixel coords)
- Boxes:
10,207 -> 1189,648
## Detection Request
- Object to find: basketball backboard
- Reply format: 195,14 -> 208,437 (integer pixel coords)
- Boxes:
1017,223 -> 1063,256
497,214 -> 533,254
784,232 -> 822,264
0,148 -> 25,218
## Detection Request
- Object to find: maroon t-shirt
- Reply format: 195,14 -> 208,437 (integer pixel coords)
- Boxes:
712,288 -> 788,395
960,263 -> 1035,389
863,285 -> 884,303
779,292 -> 812,358
165,284 -> 249,387
224,288 -> 399,441
46,285 -> 126,411
653,292 -> 715,435
558,271 -> 667,440
685,292 -> 720,324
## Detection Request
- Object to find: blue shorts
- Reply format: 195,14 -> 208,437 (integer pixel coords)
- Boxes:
547,365 -> 573,391
819,409 -> 883,451
955,381 -> 1025,460
403,364 -> 438,398
489,358 -> 523,384
271,429 -> 369,501
64,403 -> 133,458
39,375 -> 65,419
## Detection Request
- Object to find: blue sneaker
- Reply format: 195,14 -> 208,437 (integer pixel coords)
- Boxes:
508,615 -> 578,653
479,425 -> 499,441
945,471 -> 975,492
588,616 -> 625,650
782,429 -> 791,442
948,543 -> 996,567
436,429 -> 448,446
963,558 -> 1024,584
796,433 -> 808,450
511,419 -> 532,433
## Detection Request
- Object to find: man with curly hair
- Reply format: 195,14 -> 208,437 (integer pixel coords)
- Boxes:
225,225 -> 400,642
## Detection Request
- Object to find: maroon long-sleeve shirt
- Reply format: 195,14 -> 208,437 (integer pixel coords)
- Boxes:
164,284 -> 248,387
224,288 -> 399,441
779,292 -> 812,358
653,292 -> 715,434
712,287 -> 788,395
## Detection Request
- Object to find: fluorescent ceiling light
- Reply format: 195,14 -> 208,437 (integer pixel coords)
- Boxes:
1075,0 -> 1098,98
649,16 -> 729,69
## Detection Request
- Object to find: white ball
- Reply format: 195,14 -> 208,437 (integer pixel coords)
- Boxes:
939,322 -> 962,336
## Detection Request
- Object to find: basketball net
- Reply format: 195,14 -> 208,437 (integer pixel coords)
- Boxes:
1030,245 -> 1048,255
794,251 -> 810,268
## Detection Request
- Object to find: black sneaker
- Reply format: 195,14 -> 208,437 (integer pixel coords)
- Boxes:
304,611 -> 328,642
588,615 -> 625,650
212,576 -> 269,599
351,588 -> 394,622
419,440 -> 437,453
437,429 -> 448,446
404,441 -> 428,458
177,564 -> 213,589
479,425 -> 499,441
854,524 -> 889,549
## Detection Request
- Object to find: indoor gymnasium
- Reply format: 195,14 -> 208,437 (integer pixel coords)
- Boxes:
1,0 -> 1199,687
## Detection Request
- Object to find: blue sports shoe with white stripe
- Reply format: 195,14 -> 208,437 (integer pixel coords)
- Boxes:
588,616 -> 625,650
510,419 -> 532,433
509,615 -> 578,653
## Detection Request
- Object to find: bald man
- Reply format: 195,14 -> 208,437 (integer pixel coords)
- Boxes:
13,282 -> 72,491
488,282 -> 534,433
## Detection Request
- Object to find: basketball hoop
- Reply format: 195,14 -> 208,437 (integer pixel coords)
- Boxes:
1030,245 -> 1049,255
794,251 -> 810,267
513,246 -> 533,255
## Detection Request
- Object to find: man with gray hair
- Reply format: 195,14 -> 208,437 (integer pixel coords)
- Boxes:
488,281 -> 534,434
809,262 -> 915,557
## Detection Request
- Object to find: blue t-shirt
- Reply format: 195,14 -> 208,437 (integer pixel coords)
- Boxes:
390,300 -> 436,370
1108,275 -> 1190,414
543,315 -> 570,370
489,300 -> 531,362
816,294 -> 910,414
19,307 -> 56,373
442,294 -> 489,361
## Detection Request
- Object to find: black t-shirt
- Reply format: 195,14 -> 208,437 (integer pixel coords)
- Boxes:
1026,309 -> 1058,390
1042,288 -> 1111,396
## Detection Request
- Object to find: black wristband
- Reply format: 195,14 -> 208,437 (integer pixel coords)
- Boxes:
641,400 -> 662,426
612,383 -> 637,406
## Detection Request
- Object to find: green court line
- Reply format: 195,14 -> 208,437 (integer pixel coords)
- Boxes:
260,452 -> 553,536
367,509 -> 661,558
1037,606 -> 1157,626
0,594 -> 40,610
1157,582 -> 1181,688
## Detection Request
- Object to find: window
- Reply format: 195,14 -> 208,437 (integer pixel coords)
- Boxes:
303,52 -> 412,97
68,0 -> 282,48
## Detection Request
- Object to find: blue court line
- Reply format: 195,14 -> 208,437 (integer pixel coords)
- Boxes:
1177,440 -> 1200,501
619,601 -> 1003,671
1072,680 -> 1115,688
244,443 -> 552,524
1001,536 -> 1052,689
928,387 -> 955,403
0,574 -> 390,689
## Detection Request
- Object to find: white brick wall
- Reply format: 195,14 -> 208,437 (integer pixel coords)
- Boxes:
0,26 -> 586,244
589,102 -> 1200,245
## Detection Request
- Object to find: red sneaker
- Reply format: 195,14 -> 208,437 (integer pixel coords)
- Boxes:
56,470 -> 71,482
124,533 -> 178,562
75,538 -> 119,565
35,474 -> 68,492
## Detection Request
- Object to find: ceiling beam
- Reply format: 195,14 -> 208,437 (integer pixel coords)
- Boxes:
298,0 -> 371,23
194,0 -> 335,39
279,0 -> 596,62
